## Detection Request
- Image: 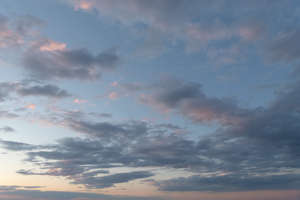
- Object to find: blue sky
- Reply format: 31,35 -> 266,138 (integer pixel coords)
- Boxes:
0,1 -> 300,200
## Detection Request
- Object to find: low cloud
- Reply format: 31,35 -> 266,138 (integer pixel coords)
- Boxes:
22,41 -> 119,80
0,81 -> 71,100
140,79 -> 250,125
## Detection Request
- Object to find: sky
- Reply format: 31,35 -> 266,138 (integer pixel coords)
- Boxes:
0,0 -> 300,200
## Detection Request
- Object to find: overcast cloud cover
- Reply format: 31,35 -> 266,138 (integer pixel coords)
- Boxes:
0,0 -> 300,200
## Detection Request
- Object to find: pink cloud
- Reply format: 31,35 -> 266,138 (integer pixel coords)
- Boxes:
108,91 -> 118,100
73,0 -> 94,10
111,81 -> 119,87
39,40 -> 66,52
73,98 -> 88,104
26,104 -> 36,110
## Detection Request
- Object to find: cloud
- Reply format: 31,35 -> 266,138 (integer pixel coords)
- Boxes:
39,40 -> 67,52
0,126 -> 15,133
108,91 -> 118,100
0,14 -> 23,48
156,174 -> 300,192
0,110 -> 18,119
71,171 -> 154,189
0,185 -> 43,192
0,187 -> 162,200
73,98 -> 88,104
268,30 -> 300,76
269,30 -> 300,62
22,41 -> 120,80
16,84 -> 71,98
14,15 -> 44,36
25,104 -> 36,110
3,77 -> 300,192
0,140 -> 40,151
140,79 -> 250,125
66,0 -> 266,56
0,14 -> 43,48
0,81 -> 71,100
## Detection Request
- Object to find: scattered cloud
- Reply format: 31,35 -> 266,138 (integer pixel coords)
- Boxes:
0,81 -> 71,100
140,79 -> 250,125
22,43 -> 120,80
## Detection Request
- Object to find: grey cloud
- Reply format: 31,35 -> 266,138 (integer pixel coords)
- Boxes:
0,126 -> 15,133
14,15 -> 44,36
0,110 -> 18,119
270,30 -> 300,62
88,112 -> 112,118
72,171 -> 154,189
16,84 -> 71,98
141,79 -> 250,125
67,0 -> 269,55
22,46 -> 119,80
268,30 -> 300,77
6,78 -> 300,192
0,81 -> 71,99
0,185 -> 43,192
0,140 -> 39,151
0,82 -> 16,101
156,174 -> 300,192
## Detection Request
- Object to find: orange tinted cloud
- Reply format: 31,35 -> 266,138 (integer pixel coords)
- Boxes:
111,81 -> 119,87
73,98 -> 88,104
26,104 -> 36,110
108,91 -> 118,100
39,40 -> 66,52
74,0 -> 93,10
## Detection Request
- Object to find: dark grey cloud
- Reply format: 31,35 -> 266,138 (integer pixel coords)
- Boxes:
0,140 -> 40,151
0,81 -> 71,100
156,174 -> 300,192
141,79 -> 250,125
88,112 -> 112,118
16,84 -> 71,98
72,171 -> 154,189
3,77 -> 300,192
22,44 -> 119,80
